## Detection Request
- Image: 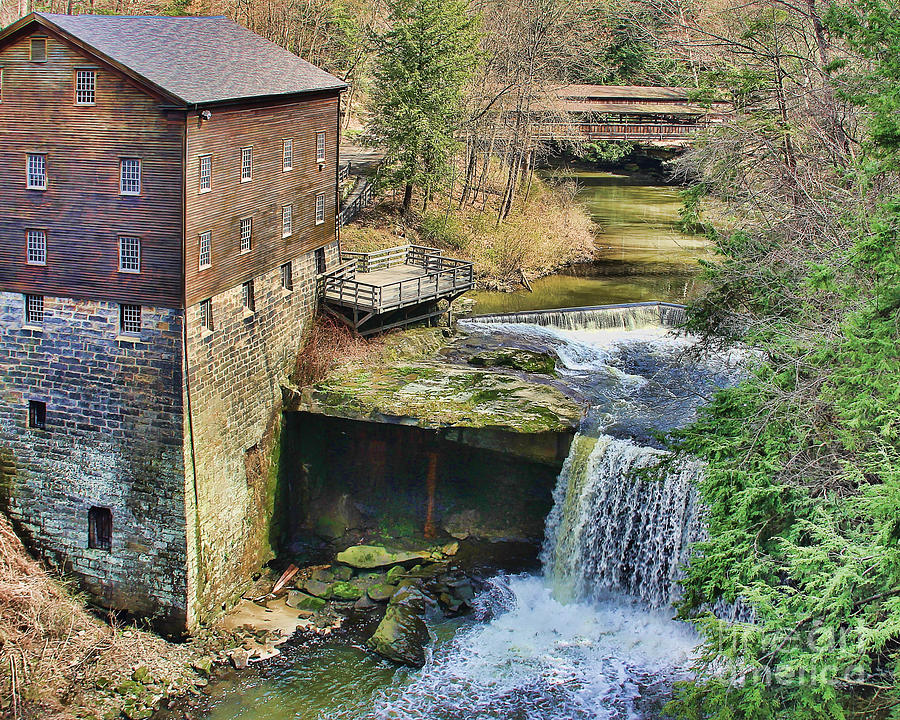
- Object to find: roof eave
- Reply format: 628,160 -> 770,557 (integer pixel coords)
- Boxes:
189,83 -> 349,109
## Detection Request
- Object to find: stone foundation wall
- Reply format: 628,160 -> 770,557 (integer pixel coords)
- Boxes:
0,292 -> 188,632
183,241 -> 339,623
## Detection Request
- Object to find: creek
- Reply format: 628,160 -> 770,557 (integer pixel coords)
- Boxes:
194,173 -> 728,720
473,170 -> 710,314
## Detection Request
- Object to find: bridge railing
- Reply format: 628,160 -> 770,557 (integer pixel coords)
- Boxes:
536,122 -> 702,141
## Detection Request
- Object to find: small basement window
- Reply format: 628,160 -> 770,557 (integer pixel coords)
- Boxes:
24,294 -> 44,325
88,507 -> 112,551
30,37 -> 47,62
315,247 -> 326,274
199,298 -> 213,331
28,400 -> 46,429
119,304 -> 141,335
242,280 -> 255,312
280,261 -> 293,290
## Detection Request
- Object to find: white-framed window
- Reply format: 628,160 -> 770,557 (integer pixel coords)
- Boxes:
118,236 -> 140,273
282,205 -> 292,238
1,68 -> 4,103
26,230 -> 46,265
120,158 -> 141,195
316,131 -> 326,163
24,294 -> 44,325
30,37 -> 47,62
242,280 -> 255,312
280,262 -> 293,291
27,154 -> 46,189
199,298 -> 213,331
283,139 -> 293,171
119,304 -> 141,335
198,231 -> 211,270
315,192 -> 326,225
240,217 -> 252,254
241,147 -> 253,182
75,69 -> 95,105
198,155 -> 211,192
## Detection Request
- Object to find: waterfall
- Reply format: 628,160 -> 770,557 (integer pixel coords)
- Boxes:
542,433 -> 705,608
472,302 -> 687,332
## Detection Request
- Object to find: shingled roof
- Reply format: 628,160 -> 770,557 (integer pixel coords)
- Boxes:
9,13 -> 346,105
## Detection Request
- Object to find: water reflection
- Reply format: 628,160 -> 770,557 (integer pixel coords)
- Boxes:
472,171 -> 712,315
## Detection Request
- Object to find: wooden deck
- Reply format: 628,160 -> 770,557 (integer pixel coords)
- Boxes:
320,245 -> 474,335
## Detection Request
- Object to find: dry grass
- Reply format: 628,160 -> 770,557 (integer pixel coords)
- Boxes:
292,315 -> 382,386
341,168 -> 596,291
0,513 -> 197,720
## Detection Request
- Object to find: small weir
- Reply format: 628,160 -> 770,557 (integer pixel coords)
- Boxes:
471,301 -> 687,331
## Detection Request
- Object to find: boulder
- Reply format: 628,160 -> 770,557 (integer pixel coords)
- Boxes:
303,579 -> 333,599
332,564 -> 353,581
367,583 -> 396,602
286,590 -> 327,611
336,545 -> 430,569
366,602 -> 430,668
385,565 -> 406,583
331,581 -> 363,600
228,648 -> 250,670
467,348 -> 557,375
190,657 -> 213,678
354,594 -> 378,610
311,568 -> 335,583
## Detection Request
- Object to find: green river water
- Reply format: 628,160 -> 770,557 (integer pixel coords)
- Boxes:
191,170 -> 711,720
472,170 -> 710,314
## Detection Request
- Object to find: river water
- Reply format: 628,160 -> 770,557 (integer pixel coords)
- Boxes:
472,171 -> 710,314
196,173 -> 727,720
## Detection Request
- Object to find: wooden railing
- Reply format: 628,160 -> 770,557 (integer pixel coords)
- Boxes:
536,122 -> 703,142
338,180 -> 375,227
322,245 -> 474,312
338,162 -> 351,184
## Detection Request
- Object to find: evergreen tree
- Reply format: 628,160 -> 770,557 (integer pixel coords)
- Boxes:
369,0 -> 480,213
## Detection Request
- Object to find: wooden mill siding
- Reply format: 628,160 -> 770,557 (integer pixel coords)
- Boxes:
0,28 -> 185,309
184,92 -> 340,307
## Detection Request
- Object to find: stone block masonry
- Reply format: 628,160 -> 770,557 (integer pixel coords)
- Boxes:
183,241 -> 339,623
0,242 -> 338,632
0,292 -> 189,633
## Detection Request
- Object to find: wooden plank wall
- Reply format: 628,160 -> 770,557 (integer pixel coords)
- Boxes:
184,92 -> 340,307
0,29 -> 185,308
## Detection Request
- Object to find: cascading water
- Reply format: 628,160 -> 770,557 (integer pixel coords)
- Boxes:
202,311 -> 747,720
541,434 -> 706,608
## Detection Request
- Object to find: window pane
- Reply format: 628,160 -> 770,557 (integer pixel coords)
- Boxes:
283,139 -> 293,171
88,507 -> 112,551
119,236 -> 140,272
281,262 -> 293,290
27,154 -> 46,189
25,294 -> 44,325
240,217 -> 252,253
199,231 -> 211,269
242,280 -> 255,311
315,193 -> 326,224
75,70 -> 95,104
120,158 -> 141,194
199,155 -> 211,191
200,299 -> 213,330
282,205 -> 292,238
316,131 -> 326,162
119,304 -> 141,335
241,147 -> 252,181
28,400 -> 46,429
26,230 -> 46,265
30,38 -> 46,62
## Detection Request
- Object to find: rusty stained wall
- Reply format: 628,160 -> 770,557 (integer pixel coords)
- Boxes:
0,28 -> 185,309
182,241 -> 339,622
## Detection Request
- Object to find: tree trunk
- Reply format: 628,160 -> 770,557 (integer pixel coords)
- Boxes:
402,183 -> 414,214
